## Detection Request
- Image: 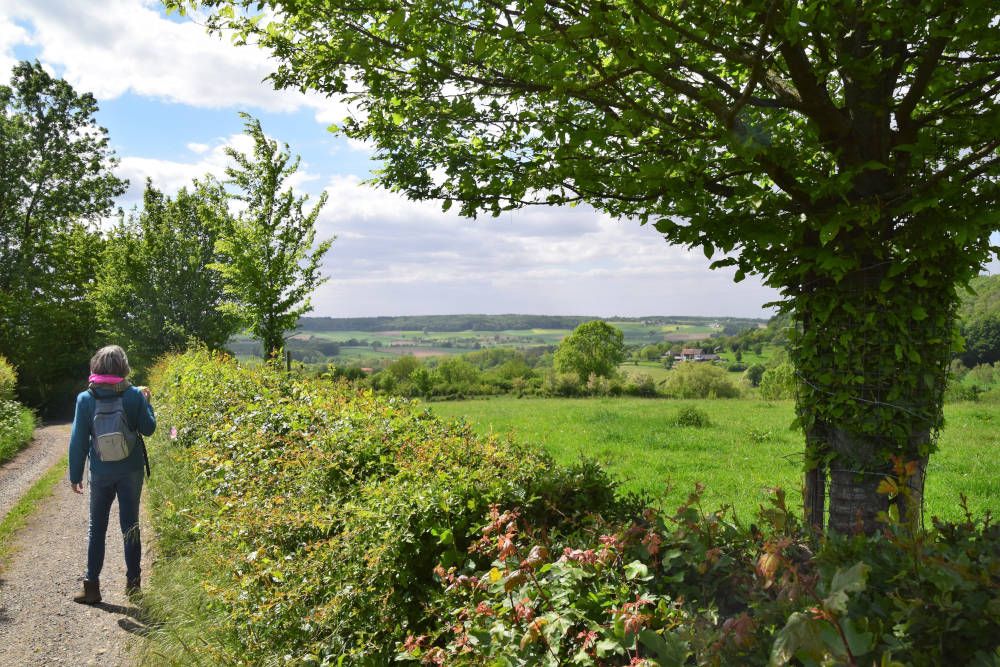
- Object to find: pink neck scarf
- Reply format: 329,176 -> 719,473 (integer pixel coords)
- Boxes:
89,374 -> 125,385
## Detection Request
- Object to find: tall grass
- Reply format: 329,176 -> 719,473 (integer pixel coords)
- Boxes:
136,436 -> 243,666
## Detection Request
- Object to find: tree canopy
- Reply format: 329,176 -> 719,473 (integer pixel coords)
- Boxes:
555,320 -> 626,382
93,179 -> 241,374
172,0 -> 999,532
0,61 -> 127,410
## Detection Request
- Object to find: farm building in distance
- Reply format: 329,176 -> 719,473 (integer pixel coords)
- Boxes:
674,348 -> 722,362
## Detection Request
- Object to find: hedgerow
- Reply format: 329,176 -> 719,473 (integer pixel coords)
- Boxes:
143,350 -> 625,664
144,350 -> 999,666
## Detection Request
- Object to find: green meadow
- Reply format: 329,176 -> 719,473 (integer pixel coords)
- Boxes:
430,397 -> 998,524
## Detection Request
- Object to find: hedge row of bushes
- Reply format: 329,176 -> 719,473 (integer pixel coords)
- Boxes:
142,350 -> 626,664
0,356 -> 35,464
144,351 -> 999,666
352,360 -> 747,400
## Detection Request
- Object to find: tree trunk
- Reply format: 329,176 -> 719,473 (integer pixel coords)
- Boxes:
803,464 -> 825,533
790,257 -> 955,535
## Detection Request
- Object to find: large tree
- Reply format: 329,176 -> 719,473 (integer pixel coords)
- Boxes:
212,114 -> 333,359
555,320 -> 626,382
175,1 -> 1000,533
0,61 -> 127,409
93,179 -> 241,374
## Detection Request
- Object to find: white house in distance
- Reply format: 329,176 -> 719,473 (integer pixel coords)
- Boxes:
674,348 -> 722,362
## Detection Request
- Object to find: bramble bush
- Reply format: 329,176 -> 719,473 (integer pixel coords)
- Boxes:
143,350 -> 627,664
672,406 -> 711,428
402,487 -> 999,666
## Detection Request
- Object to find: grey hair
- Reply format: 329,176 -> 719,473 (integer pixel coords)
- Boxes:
90,345 -> 131,377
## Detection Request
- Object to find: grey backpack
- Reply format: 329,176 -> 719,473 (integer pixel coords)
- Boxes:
89,389 -> 138,462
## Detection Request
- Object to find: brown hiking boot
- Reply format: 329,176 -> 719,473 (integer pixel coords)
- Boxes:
73,579 -> 102,605
126,577 -> 141,601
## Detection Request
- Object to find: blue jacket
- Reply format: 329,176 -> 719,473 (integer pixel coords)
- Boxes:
69,385 -> 156,484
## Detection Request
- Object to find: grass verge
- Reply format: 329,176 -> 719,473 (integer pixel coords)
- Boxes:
135,438 -> 237,666
0,406 -> 36,464
0,455 -> 66,569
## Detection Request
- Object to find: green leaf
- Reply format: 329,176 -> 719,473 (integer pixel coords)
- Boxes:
912,306 -> 928,321
770,612 -> 827,665
623,559 -> 650,580
819,221 -> 840,245
638,629 -> 687,666
594,638 -> 623,657
824,562 -> 870,614
842,618 -> 874,657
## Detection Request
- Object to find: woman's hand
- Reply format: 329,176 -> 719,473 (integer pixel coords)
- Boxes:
71,481 -> 84,494
138,386 -> 152,401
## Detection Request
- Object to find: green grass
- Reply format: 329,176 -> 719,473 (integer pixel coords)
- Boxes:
618,362 -> 675,382
0,406 -> 36,464
139,435 -> 239,666
429,398 -> 998,524
0,455 -> 65,569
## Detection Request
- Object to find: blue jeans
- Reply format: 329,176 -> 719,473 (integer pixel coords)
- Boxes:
86,469 -> 143,582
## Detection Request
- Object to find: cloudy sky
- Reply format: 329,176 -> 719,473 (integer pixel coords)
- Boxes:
1,0 -> 788,318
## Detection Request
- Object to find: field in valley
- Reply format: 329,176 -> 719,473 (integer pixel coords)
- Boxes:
430,397 -> 999,524
229,316 -> 756,366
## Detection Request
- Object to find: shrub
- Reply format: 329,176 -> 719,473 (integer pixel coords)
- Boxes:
673,406 -> 711,427
402,488 -> 1000,666
744,363 -> 766,387
0,398 -> 34,464
143,350 -> 624,664
968,362 -> 997,388
0,356 -> 16,400
662,362 -> 740,399
759,362 -> 797,400
945,381 -> 981,403
543,370 -> 582,397
623,373 -> 658,397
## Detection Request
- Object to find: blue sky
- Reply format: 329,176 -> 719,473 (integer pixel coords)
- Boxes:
1,0 -> 803,319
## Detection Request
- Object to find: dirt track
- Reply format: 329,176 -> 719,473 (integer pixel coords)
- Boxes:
0,425 -> 150,666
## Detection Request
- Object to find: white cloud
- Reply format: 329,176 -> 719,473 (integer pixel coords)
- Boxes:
1,0 -> 356,125
0,0 -> 780,318
311,175 -> 778,317
117,131 -> 319,206
0,14 -> 31,82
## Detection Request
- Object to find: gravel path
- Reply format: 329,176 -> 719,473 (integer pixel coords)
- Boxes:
0,424 -> 69,524
0,424 -> 151,666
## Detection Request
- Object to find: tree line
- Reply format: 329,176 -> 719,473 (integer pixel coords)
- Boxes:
297,314 -> 767,333
0,63 -> 330,414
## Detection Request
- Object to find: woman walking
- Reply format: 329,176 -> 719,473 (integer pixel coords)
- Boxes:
69,345 -> 156,604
